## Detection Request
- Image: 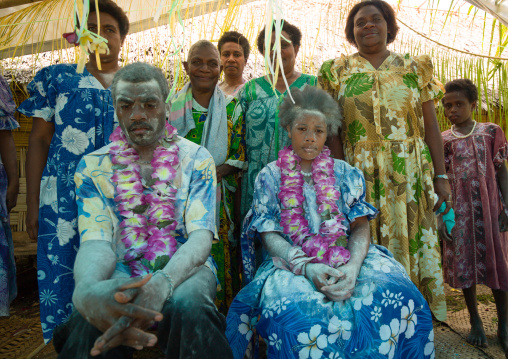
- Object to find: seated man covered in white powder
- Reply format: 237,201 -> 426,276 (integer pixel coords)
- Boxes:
52,62 -> 233,359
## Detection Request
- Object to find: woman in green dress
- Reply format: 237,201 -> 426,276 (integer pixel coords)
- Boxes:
239,20 -> 317,219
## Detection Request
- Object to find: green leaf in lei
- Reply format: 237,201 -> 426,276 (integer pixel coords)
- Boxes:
140,255 -> 170,272
371,178 -> 385,200
391,150 -> 406,175
344,73 -> 374,97
152,255 -> 170,271
348,120 -> 367,145
403,73 -> 419,90
409,226 -> 424,256
133,204 -> 149,214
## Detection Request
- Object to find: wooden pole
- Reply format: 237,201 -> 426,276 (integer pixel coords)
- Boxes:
0,0 -> 42,11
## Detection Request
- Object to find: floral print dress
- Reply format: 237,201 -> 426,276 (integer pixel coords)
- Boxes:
442,122 -> 508,290
184,96 -> 246,313
226,160 -> 435,359
319,53 -> 447,321
239,74 -> 316,219
17,64 -> 116,343
0,75 -> 19,316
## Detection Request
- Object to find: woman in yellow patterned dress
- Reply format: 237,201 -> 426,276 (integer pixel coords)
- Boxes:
318,0 -> 451,321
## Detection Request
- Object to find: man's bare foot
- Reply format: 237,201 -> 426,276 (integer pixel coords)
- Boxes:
467,318 -> 488,348
498,322 -> 508,352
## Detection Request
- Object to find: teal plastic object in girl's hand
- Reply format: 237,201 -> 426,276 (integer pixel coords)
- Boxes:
436,202 -> 456,235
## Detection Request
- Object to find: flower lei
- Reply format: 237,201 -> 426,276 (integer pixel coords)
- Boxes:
277,146 -> 350,268
109,123 -> 179,277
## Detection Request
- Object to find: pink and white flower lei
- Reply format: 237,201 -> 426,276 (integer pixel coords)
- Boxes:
109,123 -> 179,277
276,145 -> 350,268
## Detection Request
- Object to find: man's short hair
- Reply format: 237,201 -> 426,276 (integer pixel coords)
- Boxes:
88,0 -> 130,40
256,20 -> 302,55
111,62 -> 169,103
187,40 -> 219,62
218,31 -> 251,60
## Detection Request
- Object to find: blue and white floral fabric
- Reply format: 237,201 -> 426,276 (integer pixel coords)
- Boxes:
226,160 -> 435,359
17,64 -> 117,343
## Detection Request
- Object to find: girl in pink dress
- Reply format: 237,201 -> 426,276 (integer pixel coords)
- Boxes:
441,78 -> 508,352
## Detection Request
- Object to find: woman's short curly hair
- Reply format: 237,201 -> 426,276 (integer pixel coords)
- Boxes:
256,20 -> 302,55
279,87 -> 342,136
345,0 -> 399,48
443,79 -> 478,104
88,0 -> 130,40
218,31 -> 251,60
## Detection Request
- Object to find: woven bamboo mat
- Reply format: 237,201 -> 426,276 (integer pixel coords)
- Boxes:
0,314 -> 46,359
444,302 -> 506,359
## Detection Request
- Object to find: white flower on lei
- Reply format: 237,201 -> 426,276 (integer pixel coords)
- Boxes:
329,353 -> 343,359
373,256 -> 393,273
297,325 -> 328,359
61,125 -> 89,155
268,333 -> 282,350
238,314 -> 256,341
378,318 -> 400,359
56,218 -> 76,246
424,330 -> 435,359
387,125 -> 407,141
371,306 -> 382,322
400,299 -> 418,339
40,176 -> 58,213
328,316 -> 352,343
353,283 -> 375,311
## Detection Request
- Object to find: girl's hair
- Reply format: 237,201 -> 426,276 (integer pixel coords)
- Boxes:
218,31 -> 251,60
344,0 -> 399,47
278,86 -> 342,136
256,20 -> 302,55
443,79 -> 478,103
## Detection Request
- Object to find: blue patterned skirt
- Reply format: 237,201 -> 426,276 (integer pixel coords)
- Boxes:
226,245 -> 435,359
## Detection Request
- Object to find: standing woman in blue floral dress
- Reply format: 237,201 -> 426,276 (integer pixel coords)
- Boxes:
0,74 -> 19,317
17,0 -> 129,343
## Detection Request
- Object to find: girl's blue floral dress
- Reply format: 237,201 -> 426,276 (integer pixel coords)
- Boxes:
17,64 -> 116,343
226,159 -> 435,359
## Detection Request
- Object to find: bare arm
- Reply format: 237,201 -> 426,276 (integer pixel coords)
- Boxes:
321,216 -> 370,301
261,231 -> 292,260
497,162 -> 508,232
422,100 -> 452,213
156,228 -> 212,298
72,240 -> 161,335
26,117 -> 54,241
0,130 -> 18,212
497,162 -> 508,204
216,163 -> 241,183
326,134 -> 345,160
